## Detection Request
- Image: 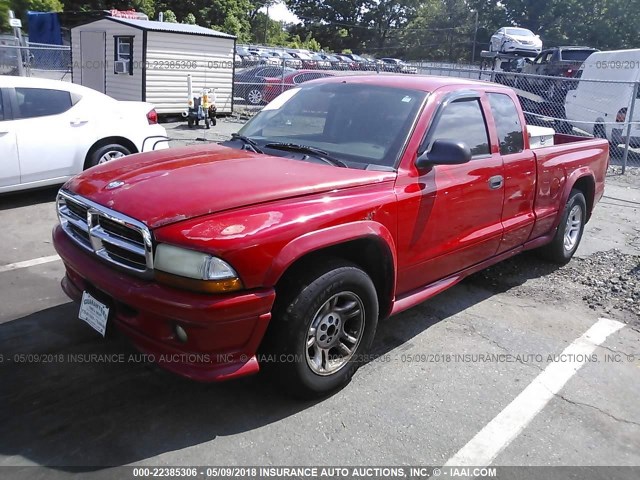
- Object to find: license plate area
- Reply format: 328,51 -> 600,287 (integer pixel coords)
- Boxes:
79,290 -> 110,337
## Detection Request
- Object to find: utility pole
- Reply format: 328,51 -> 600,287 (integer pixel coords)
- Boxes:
264,3 -> 269,45
471,10 -> 479,64
8,10 -> 25,76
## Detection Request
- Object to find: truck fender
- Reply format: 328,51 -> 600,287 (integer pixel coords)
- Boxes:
264,220 -> 397,295
552,168 -> 595,230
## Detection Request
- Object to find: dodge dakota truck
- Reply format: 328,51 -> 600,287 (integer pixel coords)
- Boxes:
53,76 -> 609,397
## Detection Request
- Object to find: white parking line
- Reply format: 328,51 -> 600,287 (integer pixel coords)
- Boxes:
0,254 -> 60,273
444,317 -> 624,468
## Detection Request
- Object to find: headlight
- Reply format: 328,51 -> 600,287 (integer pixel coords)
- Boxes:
154,244 -> 243,293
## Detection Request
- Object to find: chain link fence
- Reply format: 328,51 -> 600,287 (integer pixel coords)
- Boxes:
1,41 -> 637,172
0,43 -> 71,80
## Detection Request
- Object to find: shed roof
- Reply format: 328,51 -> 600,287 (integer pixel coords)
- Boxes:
82,17 -> 236,40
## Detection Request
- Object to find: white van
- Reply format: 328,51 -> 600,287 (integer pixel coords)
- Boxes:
564,49 -> 640,148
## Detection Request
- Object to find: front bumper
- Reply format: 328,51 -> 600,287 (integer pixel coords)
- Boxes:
53,225 -> 276,382
502,43 -> 541,54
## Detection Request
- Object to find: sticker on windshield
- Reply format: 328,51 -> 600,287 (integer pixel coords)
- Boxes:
402,96 -> 412,103
263,88 -> 301,111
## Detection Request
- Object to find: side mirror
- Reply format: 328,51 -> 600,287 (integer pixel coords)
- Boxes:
416,139 -> 472,169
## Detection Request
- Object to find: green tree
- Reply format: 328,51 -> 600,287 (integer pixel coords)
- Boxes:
182,12 -> 196,24
0,0 -> 9,32
162,9 -> 177,23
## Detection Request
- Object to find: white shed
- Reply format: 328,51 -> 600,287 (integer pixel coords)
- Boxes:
71,17 -> 236,114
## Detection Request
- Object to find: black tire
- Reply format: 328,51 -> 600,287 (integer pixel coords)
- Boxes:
263,259 -> 379,398
594,123 -> 607,140
538,189 -> 587,264
205,118 -> 210,129
86,143 -> 131,169
187,118 -> 194,128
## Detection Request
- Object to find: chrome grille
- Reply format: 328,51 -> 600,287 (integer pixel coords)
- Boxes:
57,190 -> 154,277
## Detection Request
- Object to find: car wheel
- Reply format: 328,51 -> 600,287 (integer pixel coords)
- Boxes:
246,88 -> 264,105
538,189 -> 586,264
263,259 -> 379,398
86,143 -> 131,169
594,123 -> 607,139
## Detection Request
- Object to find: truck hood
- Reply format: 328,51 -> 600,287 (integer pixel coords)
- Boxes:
64,144 -> 395,229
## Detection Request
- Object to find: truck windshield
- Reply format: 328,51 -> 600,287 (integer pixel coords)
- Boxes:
238,82 -> 427,168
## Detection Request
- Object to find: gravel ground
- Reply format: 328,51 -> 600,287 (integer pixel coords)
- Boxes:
470,249 -> 640,328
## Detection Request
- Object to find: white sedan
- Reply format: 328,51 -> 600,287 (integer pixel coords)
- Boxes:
0,76 -> 168,194
490,27 -> 542,55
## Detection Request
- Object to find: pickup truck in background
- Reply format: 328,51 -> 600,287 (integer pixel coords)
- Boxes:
53,76 -> 609,397
520,46 -> 599,100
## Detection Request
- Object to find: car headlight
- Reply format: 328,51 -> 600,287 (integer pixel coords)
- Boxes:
154,244 -> 243,293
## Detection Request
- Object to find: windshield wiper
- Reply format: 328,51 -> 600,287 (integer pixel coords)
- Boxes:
231,133 -> 264,153
264,142 -> 348,168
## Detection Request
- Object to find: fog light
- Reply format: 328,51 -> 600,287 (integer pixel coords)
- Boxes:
174,324 -> 188,343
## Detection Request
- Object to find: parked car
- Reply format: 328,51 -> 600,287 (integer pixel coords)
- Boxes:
258,53 -> 282,67
261,51 -> 303,69
234,66 -> 297,105
263,70 -> 334,102
0,76 -> 167,194
286,51 -> 318,69
490,27 -> 542,54
310,54 -> 332,70
380,58 -> 417,74
345,53 -> 376,71
53,75 -> 608,397
521,46 -> 599,100
318,54 -> 348,70
334,54 -> 359,70
235,46 -> 261,67
565,49 -> 640,149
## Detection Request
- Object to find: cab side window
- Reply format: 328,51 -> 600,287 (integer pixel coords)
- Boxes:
430,99 -> 490,157
488,93 -> 524,155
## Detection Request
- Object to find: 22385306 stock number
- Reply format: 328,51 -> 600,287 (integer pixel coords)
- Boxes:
132,468 -> 199,477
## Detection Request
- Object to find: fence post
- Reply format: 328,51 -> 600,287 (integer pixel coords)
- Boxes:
621,81 -> 639,175
8,10 -> 25,77
281,56 -> 285,94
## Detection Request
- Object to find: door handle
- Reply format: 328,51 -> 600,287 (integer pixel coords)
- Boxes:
488,175 -> 504,190
70,119 -> 88,126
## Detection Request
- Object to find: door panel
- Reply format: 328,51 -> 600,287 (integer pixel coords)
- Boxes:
0,89 -> 20,187
485,92 -> 537,253
395,97 -> 505,294
0,126 -> 19,187
14,87 -> 86,183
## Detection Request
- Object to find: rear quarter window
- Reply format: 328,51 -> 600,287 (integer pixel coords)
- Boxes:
488,93 -> 524,155
15,87 -> 74,119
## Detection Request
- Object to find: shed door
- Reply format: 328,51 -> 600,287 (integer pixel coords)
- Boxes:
80,31 -> 106,93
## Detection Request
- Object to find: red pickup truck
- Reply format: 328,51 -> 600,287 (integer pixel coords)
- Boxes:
53,76 -> 608,397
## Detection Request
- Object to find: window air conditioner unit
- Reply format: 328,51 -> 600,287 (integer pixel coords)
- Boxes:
114,60 -> 128,74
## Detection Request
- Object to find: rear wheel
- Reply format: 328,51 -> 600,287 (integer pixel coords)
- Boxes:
246,88 -> 263,105
263,260 -> 379,398
538,189 -> 587,264
86,143 -> 131,169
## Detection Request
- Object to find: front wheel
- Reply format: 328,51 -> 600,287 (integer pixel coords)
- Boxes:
264,261 -> 379,398
538,189 -> 587,264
